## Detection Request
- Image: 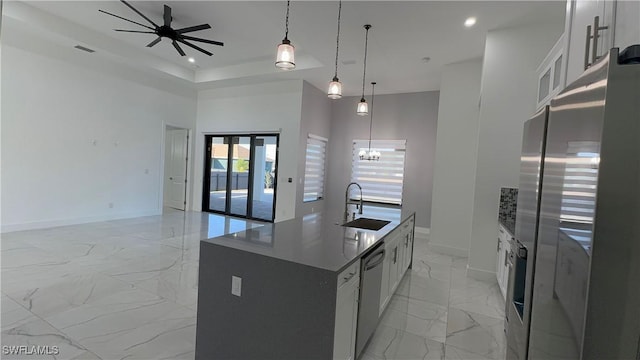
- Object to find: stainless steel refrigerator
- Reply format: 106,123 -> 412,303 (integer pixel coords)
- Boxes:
505,105 -> 549,360
521,46 -> 640,360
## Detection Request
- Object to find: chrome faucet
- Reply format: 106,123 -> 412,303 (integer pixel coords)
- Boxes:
344,182 -> 364,223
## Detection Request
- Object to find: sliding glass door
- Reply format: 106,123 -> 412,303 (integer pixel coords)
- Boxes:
203,134 -> 278,222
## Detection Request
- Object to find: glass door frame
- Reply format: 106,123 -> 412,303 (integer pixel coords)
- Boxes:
202,133 -> 279,222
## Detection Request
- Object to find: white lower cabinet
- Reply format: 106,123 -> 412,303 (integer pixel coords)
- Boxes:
333,260 -> 360,360
379,233 -> 398,314
496,225 -> 512,300
379,215 -> 415,316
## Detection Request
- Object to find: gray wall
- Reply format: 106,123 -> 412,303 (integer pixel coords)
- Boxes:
297,82 -> 332,217
326,92 -> 439,228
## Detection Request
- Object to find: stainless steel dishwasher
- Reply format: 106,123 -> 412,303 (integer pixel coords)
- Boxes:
355,242 -> 386,358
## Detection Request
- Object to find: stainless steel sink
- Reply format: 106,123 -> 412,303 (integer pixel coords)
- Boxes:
342,218 -> 390,231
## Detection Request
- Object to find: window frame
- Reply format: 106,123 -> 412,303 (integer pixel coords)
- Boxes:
351,139 -> 407,206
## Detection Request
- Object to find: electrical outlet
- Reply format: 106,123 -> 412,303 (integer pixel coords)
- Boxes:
231,276 -> 242,297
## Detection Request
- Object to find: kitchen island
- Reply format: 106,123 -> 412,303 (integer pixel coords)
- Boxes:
195,211 -> 415,360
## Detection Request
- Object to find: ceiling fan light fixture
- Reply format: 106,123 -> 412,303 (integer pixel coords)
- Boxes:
276,1 -> 296,70
99,1 -> 223,58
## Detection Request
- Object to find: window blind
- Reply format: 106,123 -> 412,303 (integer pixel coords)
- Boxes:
303,135 -> 328,202
560,141 -> 599,224
351,139 -> 406,205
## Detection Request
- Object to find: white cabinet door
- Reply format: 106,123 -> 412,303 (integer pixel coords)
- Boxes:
379,241 -> 393,315
565,0 -> 614,86
496,233 -> 503,286
614,1 -> 640,51
388,240 -> 400,295
334,265 -> 360,360
403,229 -> 413,272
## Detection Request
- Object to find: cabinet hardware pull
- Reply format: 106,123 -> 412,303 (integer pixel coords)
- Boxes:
343,272 -> 356,282
585,24 -> 593,70
591,16 -> 609,64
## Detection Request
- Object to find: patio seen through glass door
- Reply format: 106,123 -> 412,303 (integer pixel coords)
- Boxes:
203,134 -> 278,222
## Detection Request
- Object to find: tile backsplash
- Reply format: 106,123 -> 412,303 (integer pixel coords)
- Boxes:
498,187 -> 518,225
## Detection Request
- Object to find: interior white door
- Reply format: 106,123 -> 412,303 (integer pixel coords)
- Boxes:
165,129 -> 188,210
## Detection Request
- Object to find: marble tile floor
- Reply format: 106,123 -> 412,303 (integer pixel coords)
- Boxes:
1,211 -> 506,360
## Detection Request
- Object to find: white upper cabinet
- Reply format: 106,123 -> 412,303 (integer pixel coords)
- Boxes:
536,35 -> 566,110
613,1 -> 640,51
564,0 -> 616,86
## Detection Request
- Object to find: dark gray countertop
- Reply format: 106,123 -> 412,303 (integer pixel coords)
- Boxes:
201,211 -> 412,273
499,218 -> 516,237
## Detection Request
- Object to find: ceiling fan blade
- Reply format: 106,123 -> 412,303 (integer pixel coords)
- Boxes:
172,40 -> 186,56
175,24 -> 211,34
163,5 -> 172,27
99,9 -> 154,30
176,39 -> 213,56
180,35 -> 224,47
120,0 -> 159,28
114,29 -> 156,34
147,37 -> 162,47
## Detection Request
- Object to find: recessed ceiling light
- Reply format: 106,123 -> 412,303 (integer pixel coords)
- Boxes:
188,57 -> 195,63
464,17 -> 477,28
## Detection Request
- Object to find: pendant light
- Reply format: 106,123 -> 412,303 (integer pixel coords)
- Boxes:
359,82 -> 380,161
327,1 -> 343,99
275,1 -> 295,70
356,24 -> 371,116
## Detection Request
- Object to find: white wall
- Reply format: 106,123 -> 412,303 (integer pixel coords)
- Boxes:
326,92 -> 439,228
297,82 -> 332,216
1,43 -> 197,232
614,1 -> 640,51
467,22 -> 564,279
194,80 -> 304,222
429,58 -> 483,257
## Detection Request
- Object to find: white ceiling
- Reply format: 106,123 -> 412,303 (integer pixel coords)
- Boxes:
6,1 -> 565,95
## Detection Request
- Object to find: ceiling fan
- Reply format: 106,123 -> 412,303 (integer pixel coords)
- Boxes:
99,0 -> 224,57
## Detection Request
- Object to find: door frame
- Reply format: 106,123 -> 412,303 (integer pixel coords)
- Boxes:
161,123 -> 192,212
202,133 -> 279,222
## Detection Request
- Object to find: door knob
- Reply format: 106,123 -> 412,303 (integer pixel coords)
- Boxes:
169,177 -> 173,180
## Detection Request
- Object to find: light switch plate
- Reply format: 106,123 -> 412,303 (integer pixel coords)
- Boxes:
231,276 -> 242,297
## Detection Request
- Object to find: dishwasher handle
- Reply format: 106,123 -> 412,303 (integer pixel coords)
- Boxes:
364,249 -> 386,270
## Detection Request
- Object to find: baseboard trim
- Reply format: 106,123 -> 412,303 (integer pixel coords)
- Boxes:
466,266 -> 496,282
428,243 -> 468,257
1,209 -> 161,233
414,226 -> 430,235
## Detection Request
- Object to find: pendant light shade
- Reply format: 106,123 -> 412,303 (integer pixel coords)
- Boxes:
356,98 -> 368,115
276,1 -> 295,70
328,78 -> 343,99
360,82 -> 380,161
356,24 -> 371,115
327,1 -> 343,99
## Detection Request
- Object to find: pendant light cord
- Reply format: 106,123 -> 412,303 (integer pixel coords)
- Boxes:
368,82 -> 376,151
333,1 -> 342,80
284,1 -> 290,40
361,25 -> 371,99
